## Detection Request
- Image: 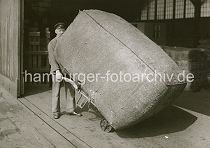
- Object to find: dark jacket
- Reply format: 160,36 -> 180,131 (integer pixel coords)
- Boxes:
48,36 -> 60,74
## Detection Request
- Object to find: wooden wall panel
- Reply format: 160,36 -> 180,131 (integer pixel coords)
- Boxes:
0,0 -> 21,97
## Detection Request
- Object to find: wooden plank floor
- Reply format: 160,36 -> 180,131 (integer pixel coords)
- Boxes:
0,89 -> 76,148
21,86 -> 210,148
22,86 -> 136,148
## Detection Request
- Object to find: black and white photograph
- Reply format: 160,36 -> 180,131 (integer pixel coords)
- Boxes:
0,0 -> 210,147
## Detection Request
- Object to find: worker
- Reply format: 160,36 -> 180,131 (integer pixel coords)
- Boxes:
48,22 -> 81,119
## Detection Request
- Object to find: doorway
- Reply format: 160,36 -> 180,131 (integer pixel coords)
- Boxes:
23,0 -> 86,95
22,0 -> 141,96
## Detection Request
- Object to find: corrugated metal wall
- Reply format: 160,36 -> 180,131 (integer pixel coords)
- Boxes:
0,0 -> 21,97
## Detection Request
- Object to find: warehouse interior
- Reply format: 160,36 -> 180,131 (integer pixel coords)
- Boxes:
23,0 -> 143,94
23,0 -> 210,95
0,0 -> 210,147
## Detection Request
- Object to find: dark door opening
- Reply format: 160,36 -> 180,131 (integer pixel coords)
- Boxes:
22,0 -> 141,96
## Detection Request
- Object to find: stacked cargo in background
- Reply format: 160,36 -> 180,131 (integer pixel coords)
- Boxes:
198,39 -> 210,81
162,46 -> 209,91
198,39 -> 210,50
206,50 -> 210,82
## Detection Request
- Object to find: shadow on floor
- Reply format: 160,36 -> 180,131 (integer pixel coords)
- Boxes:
174,90 -> 210,116
117,106 -> 197,138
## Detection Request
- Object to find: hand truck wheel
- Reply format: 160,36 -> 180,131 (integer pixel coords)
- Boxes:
100,118 -> 114,133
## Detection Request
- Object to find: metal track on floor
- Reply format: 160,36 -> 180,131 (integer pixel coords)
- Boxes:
18,97 -> 93,148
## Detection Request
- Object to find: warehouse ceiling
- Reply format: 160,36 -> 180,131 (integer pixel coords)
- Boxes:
24,0 -> 147,27
49,0 -> 146,22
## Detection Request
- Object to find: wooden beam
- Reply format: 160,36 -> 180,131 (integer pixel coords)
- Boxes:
184,0 -> 186,18
164,0 -> 166,20
0,0 -> 22,98
155,0 -> 157,21
19,0 -> 25,97
191,0 -> 202,47
173,0 -> 176,20
146,0 -> 149,20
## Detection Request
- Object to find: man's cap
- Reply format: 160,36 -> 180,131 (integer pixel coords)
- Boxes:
54,22 -> 66,30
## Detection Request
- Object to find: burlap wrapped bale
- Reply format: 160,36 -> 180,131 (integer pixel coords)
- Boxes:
55,10 -> 186,130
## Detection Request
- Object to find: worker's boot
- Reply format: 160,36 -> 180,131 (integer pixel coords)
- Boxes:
53,112 -> 60,119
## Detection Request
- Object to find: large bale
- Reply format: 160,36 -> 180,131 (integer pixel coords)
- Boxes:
55,10 -> 186,130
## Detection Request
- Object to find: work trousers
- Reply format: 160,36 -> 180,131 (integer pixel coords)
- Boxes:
51,74 -> 76,113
